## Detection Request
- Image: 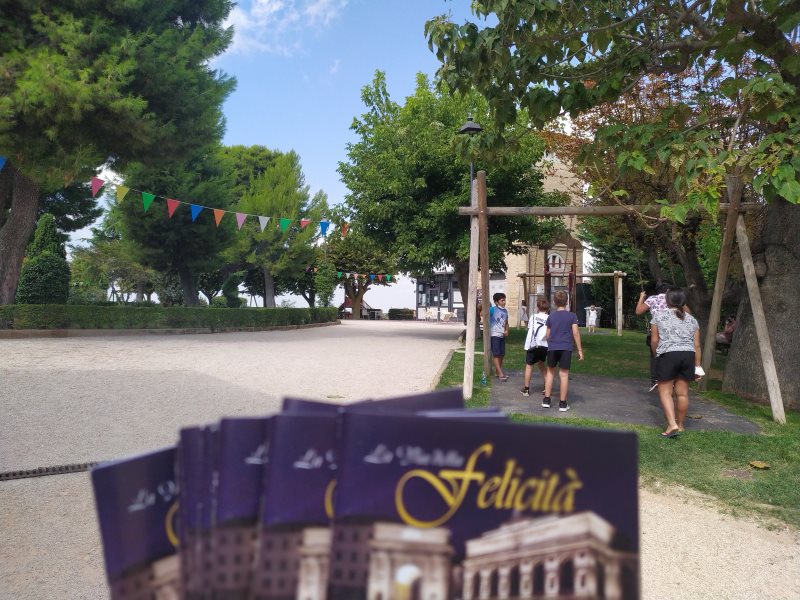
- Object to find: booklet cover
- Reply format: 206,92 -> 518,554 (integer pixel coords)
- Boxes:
250,413 -> 339,600
91,446 -> 180,599
211,417 -> 272,598
281,388 -> 465,416
329,414 -> 640,600
176,424 -> 219,598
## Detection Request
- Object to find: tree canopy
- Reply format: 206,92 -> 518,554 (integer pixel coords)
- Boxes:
339,70 -> 565,306
0,0 -> 235,303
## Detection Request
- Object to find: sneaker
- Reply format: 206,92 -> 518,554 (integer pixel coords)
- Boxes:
559,400 -> 570,412
499,375 -> 509,382
542,396 -> 551,408
648,382 -> 658,393
521,387 -> 530,397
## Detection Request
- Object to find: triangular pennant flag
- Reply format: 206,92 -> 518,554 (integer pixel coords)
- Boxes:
337,272 -> 342,278
142,192 -> 156,212
190,204 -> 203,222
320,220 -> 330,237
258,216 -> 269,231
378,274 -> 385,282
213,209 -> 225,226
236,213 -> 247,230
0,156 -> 6,173
279,218 -> 291,232
369,274 -> 375,281
341,222 -> 349,238
313,267 -> 318,273
116,185 -> 130,203
300,219 -> 311,229
166,198 -> 180,218
91,177 -> 105,198
386,274 -> 392,282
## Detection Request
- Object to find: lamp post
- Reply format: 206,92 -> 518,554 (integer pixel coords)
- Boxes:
457,115 -> 484,400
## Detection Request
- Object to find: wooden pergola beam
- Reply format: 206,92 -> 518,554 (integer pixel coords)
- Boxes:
458,202 -> 762,217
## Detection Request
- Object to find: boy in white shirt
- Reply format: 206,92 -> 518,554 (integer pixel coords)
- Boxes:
521,297 -> 550,397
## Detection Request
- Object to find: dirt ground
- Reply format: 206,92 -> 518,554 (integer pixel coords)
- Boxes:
1,321 -> 797,599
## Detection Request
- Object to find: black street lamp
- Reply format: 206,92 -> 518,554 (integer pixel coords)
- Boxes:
457,115 -> 483,186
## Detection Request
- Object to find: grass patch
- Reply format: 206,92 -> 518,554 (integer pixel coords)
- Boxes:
441,326 -> 800,528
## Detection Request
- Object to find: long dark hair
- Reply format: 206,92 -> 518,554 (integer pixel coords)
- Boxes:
666,289 -> 686,320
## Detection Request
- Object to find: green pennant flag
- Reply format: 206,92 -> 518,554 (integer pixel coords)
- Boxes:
279,218 -> 291,232
337,271 -> 342,278
142,192 -> 156,212
386,274 -> 392,282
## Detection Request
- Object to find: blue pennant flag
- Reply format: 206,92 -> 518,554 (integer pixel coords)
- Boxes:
319,220 -> 330,237
369,274 -> 376,281
0,156 -> 6,173
190,205 -> 203,222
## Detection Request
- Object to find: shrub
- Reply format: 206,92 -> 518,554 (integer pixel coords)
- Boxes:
388,308 -> 415,320
16,252 -> 71,304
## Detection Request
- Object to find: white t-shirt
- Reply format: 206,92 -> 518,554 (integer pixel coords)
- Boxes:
524,312 -> 549,350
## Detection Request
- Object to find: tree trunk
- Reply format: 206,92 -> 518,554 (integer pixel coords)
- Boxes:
0,166 -> 40,304
177,265 -> 199,306
351,284 -> 368,319
262,267 -> 276,307
722,199 -> 799,409
454,259 -> 470,319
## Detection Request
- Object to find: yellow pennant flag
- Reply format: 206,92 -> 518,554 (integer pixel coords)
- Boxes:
116,186 -> 130,203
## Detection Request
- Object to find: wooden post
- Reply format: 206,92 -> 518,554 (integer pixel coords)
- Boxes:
462,179 -> 480,401
543,246 -> 551,303
477,171 -> 492,379
699,175 -> 742,390
615,271 -> 623,336
735,215 -> 786,424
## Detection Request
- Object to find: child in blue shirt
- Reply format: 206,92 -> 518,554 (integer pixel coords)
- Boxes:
488,292 -> 510,381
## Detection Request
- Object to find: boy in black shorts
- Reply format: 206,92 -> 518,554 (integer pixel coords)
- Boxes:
543,291 -> 584,411
521,297 -> 550,397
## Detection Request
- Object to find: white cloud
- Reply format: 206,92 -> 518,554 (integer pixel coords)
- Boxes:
329,58 -> 341,75
224,0 -> 348,57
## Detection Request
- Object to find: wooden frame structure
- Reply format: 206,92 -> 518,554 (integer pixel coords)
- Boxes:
458,172 -> 785,424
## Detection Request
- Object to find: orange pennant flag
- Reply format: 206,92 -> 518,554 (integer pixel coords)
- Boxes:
166,198 -> 180,218
213,209 -> 225,226
341,222 -> 349,238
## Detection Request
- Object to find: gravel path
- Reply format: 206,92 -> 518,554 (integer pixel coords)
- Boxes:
1,320 -> 797,599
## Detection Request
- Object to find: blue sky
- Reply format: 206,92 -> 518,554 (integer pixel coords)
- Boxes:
215,0 -> 474,206
211,0 -> 476,310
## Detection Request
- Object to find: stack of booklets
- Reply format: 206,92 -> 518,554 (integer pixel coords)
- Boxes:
91,389 -> 640,600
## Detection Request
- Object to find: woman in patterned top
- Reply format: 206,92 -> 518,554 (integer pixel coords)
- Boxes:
650,289 -> 702,438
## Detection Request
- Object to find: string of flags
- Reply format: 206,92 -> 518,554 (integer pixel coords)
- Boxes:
304,265 -> 394,282
90,176 -> 348,238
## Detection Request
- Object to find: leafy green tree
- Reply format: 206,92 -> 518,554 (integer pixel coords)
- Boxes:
39,183 -> 103,241
313,254 -> 338,308
16,213 -> 70,304
0,0 -> 235,304
118,149 -> 237,305
426,1 -> 799,405
339,71 -> 565,314
324,229 -> 397,319
229,151 -> 328,307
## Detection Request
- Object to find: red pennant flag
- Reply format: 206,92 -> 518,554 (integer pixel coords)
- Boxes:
341,222 -> 349,238
90,177 -> 104,198
300,219 -> 311,229
378,274 -> 385,282
166,198 -> 180,218
213,209 -> 225,226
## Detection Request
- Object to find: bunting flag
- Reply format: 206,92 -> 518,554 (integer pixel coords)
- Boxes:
320,220 -> 330,237
378,274 -> 384,282
258,216 -> 270,231
337,271 -> 342,278
369,274 -> 375,281
300,219 -> 311,229
213,209 -> 225,226
91,177 -> 105,198
341,223 -> 349,238
191,204 -> 203,222
116,186 -> 130,203
236,213 -> 247,230
142,192 -> 156,212
167,198 -> 180,218
0,156 -> 6,173
386,274 -> 392,282
279,218 -> 291,232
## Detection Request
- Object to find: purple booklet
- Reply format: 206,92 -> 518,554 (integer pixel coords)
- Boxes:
91,447 -> 180,599
281,387 -> 465,416
329,414 -> 640,600
210,416 -> 272,598
176,424 -> 219,598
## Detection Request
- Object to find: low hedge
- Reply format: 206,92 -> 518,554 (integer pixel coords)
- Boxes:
388,308 -> 415,320
0,304 -> 338,330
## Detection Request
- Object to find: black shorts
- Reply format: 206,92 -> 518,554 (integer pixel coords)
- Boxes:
491,336 -> 506,357
547,349 -> 572,369
525,346 -> 548,365
654,351 -> 695,382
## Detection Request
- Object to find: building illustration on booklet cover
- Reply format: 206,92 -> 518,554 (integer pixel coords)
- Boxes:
327,512 -> 637,600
